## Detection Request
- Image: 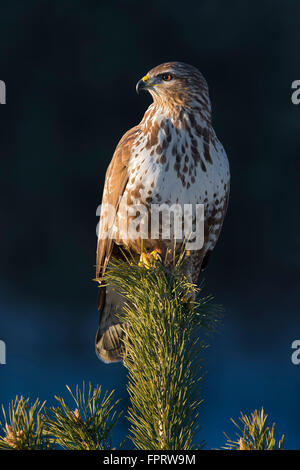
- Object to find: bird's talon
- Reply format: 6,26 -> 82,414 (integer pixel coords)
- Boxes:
139,249 -> 163,268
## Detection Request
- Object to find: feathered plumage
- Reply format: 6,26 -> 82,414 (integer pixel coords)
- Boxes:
95,62 -> 230,363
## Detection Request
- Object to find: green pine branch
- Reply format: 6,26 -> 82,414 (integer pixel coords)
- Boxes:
46,383 -> 122,450
0,396 -> 51,450
102,252 -> 221,450
0,383 -> 121,450
0,253 -> 287,450
224,408 -> 285,450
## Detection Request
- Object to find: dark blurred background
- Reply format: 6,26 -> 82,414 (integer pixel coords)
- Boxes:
0,0 -> 299,449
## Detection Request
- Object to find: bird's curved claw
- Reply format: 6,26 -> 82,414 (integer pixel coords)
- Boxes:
139,249 -> 163,268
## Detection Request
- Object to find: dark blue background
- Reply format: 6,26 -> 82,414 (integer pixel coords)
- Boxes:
0,0 -> 299,449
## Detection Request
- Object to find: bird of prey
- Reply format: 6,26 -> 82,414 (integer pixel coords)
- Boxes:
95,62 -> 230,363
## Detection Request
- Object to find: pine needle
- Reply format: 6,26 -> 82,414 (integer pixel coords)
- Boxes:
224,408 -> 285,450
103,252 -> 220,450
45,382 -> 122,450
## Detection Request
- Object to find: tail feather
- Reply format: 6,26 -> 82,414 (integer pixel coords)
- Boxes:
95,323 -> 124,363
95,284 -> 125,363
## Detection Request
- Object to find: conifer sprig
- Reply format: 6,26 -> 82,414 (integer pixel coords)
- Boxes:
0,396 -> 51,450
0,256 -> 287,451
224,408 -> 285,450
46,383 -> 121,450
103,254 -> 220,450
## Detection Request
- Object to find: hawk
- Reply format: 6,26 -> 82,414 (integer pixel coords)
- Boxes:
95,62 -> 230,363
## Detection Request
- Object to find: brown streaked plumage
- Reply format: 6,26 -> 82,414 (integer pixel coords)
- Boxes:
95,62 -> 230,363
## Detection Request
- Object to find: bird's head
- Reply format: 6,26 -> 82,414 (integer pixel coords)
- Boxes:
136,61 -> 211,119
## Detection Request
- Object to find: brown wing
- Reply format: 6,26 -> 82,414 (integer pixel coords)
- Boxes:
96,125 -> 141,280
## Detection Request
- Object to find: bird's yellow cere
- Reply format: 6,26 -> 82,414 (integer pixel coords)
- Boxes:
142,74 -> 149,82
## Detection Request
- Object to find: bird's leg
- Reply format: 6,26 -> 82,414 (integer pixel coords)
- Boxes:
139,248 -> 163,268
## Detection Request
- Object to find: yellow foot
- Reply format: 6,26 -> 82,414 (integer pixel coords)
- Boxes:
139,249 -> 163,268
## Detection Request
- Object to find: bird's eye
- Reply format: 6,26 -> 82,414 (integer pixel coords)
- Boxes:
161,73 -> 173,81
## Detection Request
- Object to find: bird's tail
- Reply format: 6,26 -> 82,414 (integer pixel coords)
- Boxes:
95,284 -> 125,363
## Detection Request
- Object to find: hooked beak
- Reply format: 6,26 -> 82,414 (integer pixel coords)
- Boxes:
136,74 -> 153,94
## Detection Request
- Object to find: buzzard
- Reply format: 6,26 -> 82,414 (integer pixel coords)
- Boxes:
95,62 -> 230,363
